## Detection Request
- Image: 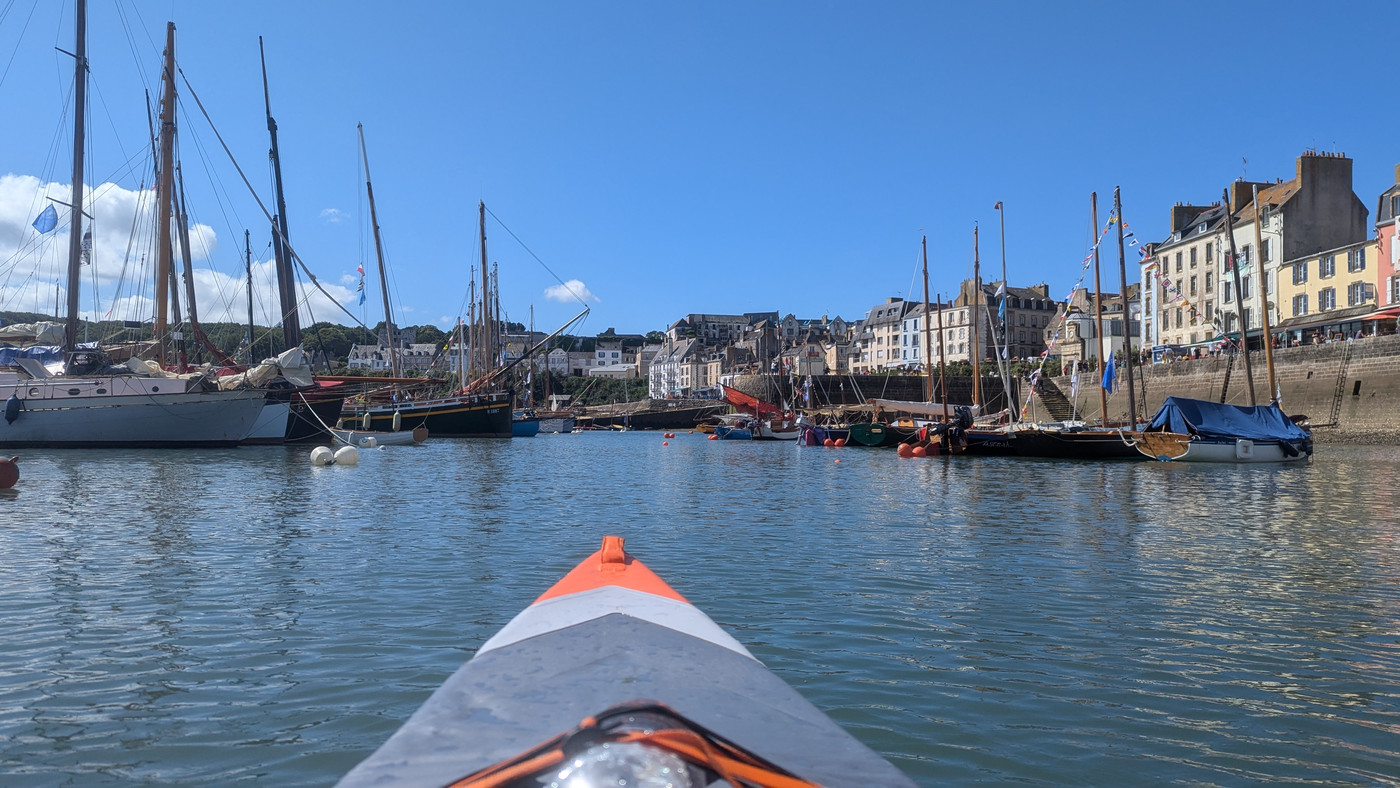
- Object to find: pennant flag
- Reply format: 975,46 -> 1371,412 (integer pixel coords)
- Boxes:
358,287 -> 366,305
80,229 -> 92,265
1101,351 -> 1117,393
356,265 -> 364,275
994,201 -> 1002,210
32,205 -> 58,234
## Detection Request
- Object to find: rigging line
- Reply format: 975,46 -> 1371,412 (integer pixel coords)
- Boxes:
483,204 -> 589,307
112,1 -> 152,98
176,66 -> 367,332
0,0 -> 38,91
89,78 -> 133,172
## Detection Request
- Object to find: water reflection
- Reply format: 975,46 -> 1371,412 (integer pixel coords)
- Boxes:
0,438 -> 1398,785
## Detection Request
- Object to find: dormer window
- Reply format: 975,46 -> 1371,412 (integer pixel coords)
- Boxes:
1198,222 -> 1207,233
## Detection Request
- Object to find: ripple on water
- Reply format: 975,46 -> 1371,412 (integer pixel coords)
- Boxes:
1,438 -> 1398,785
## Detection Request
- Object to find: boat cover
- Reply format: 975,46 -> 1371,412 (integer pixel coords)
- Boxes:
1146,396 -> 1309,441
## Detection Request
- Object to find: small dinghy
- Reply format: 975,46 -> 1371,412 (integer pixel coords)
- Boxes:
339,536 -> 913,787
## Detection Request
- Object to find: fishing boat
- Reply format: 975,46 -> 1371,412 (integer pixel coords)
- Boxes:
338,536 -> 915,787
512,409 -> 541,437
1134,396 -> 1312,463
719,383 -> 800,441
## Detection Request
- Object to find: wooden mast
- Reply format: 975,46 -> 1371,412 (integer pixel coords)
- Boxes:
245,229 -> 254,361
357,123 -> 400,378
936,291 -> 948,421
1252,184 -> 1279,403
971,226 -> 982,410
1222,188 -> 1258,405
62,0 -> 87,358
260,37 -> 300,351
1091,192 -> 1109,424
479,201 -> 493,383
1113,186 -> 1138,425
921,236 -> 933,403
153,22 -> 177,367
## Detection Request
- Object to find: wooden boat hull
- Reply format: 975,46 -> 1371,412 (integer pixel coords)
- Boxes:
338,537 -> 915,787
343,392 -> 512,438
963,427 -> 1015,456
1010,427 -> 1146,460
1136,432 -> 1312,463
286,389 -> 346,443
847,422 -> 895,447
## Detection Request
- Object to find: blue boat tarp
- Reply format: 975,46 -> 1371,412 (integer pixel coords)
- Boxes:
1147,396 -> 1309,442
0,345 -> 64,367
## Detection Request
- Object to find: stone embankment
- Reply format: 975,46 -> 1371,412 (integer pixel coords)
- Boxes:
1029,334 -> 1400,444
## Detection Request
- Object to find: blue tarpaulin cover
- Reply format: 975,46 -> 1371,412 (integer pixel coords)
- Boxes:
1147,396 -> 1309,441
0,345 -> 63,367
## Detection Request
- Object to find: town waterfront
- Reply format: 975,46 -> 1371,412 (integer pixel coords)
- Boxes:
1,435 -> 1397,785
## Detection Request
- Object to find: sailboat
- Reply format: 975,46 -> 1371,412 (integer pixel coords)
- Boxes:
1009,189 -> 1144,461
1,8 -> 266,448
338,133 -> 513,438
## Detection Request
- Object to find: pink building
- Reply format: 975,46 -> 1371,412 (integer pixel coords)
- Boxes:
1375,165 -> 1400,326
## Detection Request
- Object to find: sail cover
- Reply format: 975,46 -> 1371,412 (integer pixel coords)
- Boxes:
1146,397 -> 1309,441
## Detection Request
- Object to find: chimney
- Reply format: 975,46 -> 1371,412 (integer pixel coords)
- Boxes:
1394,163 -> 1400,184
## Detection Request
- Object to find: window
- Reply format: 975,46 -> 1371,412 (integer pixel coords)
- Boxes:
1243,307 -> 1253,329
1261,238 -> 1271,263
1320,254 -> 1335,278
1319,287 -> 1336,311
1241,275 -> 1252,300
1206,303 -> 1214,320
1348,247 -> 1366,273
1292,262 -> 1308,285
1241,244 -> 1252,267
1206,241 -> 1214,262
1198,222 -> 1208,233
1189,276 -> 1198,297
1224,280 -> 1233,303
1392,276 -> 1400,305
1348,282 -> 1372,306
1206,272 -> 1214,293
1292,294 -> 1309,316
1175,308 -> 1183,328
1175,252 -> 1183,273
1190,247 -> 1198,266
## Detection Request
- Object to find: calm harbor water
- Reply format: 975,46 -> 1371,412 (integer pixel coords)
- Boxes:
1,434 -> 1398,785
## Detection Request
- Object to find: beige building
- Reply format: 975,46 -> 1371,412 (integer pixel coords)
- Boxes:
1274,238 -> 1378,343
1142,203 -> 1228,351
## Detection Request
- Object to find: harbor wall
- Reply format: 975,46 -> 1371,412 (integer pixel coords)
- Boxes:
1028,334 -> 1400,444
730,374 -> 1014,413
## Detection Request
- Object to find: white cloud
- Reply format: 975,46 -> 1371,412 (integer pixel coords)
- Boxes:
320,208 -> 346,224
544,278 -> 598,303
0,173 -> 362,330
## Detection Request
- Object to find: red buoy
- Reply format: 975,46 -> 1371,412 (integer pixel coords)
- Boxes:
834,438 -> 846,448
0,456 -> 17,489
707,434 -> 718,441
823,438 -> 834,447
896,444 -> 913,458
911,445 -> 927,458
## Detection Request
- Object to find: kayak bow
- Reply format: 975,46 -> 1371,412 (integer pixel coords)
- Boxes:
339,536 -> 914,787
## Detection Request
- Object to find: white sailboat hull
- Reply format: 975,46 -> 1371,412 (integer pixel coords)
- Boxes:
0,375 -> 266,448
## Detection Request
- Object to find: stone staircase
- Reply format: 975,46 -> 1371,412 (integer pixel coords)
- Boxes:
1035,377 -> 1077,422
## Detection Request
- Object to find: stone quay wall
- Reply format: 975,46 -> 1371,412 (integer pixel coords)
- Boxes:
1029,334 -> 1400,444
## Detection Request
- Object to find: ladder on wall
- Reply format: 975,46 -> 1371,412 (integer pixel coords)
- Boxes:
1323,341 -> 1354,428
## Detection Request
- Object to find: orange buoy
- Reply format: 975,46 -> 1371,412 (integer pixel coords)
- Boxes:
662,441 -> 669,446
834,459 -> 841,463
912,445 -> 927,458
834,438 -> 846,448
896,443 -> 913,458
823,438 -> 834,447
708,434 -> 718,441
688,430 -> 694,434
0,456 -> 16,489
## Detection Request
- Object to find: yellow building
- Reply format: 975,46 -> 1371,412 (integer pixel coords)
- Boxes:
1274,238 -> 1378,344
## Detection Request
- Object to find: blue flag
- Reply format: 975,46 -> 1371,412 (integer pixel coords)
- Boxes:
358,288 -> 366,305
32,205 -> 57,234
1101,351 -> 1117,393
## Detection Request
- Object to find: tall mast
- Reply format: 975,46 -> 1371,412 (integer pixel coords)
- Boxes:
936,291 -> 948,421
153,22 -> 177,367
1113,186 -> 1138,426
921,235 -> 933,403
1252,184 -> 1278,403
479,201 -> 493,377
1222,188 -> 1257,405
174,164 -> 197,370
357,123 -> 399,378
245,229 -> 254,361
62,0 -> 88,357
260,37 -> 300,350
971,226 -> 982,410
996,200 -> 1014,421
1091,192 -> 1109,424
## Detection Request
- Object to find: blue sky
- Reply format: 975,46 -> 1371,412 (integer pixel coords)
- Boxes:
1,1 -> 1394,338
